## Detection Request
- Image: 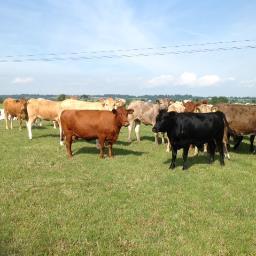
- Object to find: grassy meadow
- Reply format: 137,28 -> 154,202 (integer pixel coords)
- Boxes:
0,120 -> 256,255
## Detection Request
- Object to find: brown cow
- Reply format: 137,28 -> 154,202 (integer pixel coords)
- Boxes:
60,107 -> 134,158
127,100 -> 168,143
3,98 -> 28,130
213,104 -> 256,154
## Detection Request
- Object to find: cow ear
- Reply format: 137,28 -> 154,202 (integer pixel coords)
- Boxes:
211,106 -> 217,112
127,108 -> 134,114
112,109 -> 117,115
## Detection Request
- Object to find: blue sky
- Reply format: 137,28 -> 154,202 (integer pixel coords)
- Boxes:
0,0 -> 256,96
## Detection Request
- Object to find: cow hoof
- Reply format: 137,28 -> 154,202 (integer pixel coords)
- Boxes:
169,164 -> 175,169
182,165 -> 188,171
60,141 -> 64,146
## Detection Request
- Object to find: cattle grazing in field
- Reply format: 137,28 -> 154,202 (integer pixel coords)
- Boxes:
213,104 -> 256,154
26,98 -> 120,144
127,100 -> 169,144
3,98 -> 28,130
60,107 -> 134,158
152,110 -> 229,170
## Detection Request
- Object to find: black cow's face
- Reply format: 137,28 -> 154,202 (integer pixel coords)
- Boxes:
152,109 -> 169,133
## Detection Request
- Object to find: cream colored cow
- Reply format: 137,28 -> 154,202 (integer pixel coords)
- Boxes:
26,98 -> 62,141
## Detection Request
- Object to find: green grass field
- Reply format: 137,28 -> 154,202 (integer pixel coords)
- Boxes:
1,120 -> 256,255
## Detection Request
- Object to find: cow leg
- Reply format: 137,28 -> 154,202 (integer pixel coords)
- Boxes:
161,132 -> 165,144
53,121 -> 57,129
10,117 -> 13,130
249,135 -> 255,153
65,134 -> 73,159
59,122 -> 64,146
18,116 -> 22,130
108,142 -> 113,158
223,143 -> 230,160
134,121 -> 141,142
182,145 -> 190,170
223,129 -> 230,159
233,135 -> 243,150
154,132 -> 159,144
170,146 -> 177,169
166,137 -> 171,152
217,140 -> 225,166
26,117 -> 36,140
208,141 -> 216,164
193,146 -> 198,156
127,120 -> 133,142
4,112 -> 9,129
203,143 -> 207,153
98,137 -> 105,158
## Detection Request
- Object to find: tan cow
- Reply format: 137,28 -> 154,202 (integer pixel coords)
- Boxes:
60,98 -> 117,111
195,104 -> 214,113
3,98 -> 28,130
26,98 -> 62,140
168,101 -> 185,113
127,100 -> 169,144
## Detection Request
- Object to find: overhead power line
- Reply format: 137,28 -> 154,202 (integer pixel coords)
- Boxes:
1,39 -> 255,59
0,42 -> 255,63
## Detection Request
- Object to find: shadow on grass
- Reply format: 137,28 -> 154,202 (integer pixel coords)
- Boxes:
74,146 -> 146,156
228,141 -> 255,155
35,133 -> 60,138
163,154 -> 225,170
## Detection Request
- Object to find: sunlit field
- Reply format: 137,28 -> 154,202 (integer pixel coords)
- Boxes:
1,120 -> 256,255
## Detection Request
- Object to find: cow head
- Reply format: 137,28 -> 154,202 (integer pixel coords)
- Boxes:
115,98 -> 126,108
19,98 -> 28,120
156,98 -> 172,110
152,109 -> 172,133
112,107 -> 134,127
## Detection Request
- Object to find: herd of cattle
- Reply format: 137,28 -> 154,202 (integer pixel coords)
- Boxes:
2,97 -> 256,170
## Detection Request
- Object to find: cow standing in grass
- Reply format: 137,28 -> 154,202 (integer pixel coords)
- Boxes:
60,107 -> 134,159
127,100 -> 170,144
213,103 -> 256,154
3,98 -> 28,130
152,110 -> 229,170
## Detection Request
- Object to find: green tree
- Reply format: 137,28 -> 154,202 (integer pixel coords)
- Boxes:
57,94 -> 66,101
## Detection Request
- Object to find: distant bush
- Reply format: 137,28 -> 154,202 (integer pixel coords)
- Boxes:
57,94 -> 66,101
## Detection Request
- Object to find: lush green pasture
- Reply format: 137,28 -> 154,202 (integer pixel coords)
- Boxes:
0,121 -> 256,255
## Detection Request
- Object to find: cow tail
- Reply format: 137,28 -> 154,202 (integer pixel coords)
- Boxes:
217,111 -> 234,134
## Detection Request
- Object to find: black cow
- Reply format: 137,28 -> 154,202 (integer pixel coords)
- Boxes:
152,110 -> 228,170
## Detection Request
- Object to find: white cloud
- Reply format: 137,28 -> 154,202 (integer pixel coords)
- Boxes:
146,72 -> 222,88
178,72 -> 197,85
12,77 -> 34,84
198,75 -> 220,86
148,75 -> 174,87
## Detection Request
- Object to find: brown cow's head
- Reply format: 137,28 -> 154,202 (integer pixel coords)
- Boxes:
19,98 -> 28,120
112,107 -> 134,127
